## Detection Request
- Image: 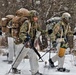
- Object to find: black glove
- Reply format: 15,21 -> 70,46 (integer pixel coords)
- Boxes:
73,32 -> 76,35
48,29 -> 53,34
52,41 -> 57,47
0,31 -> 2,35
24,33 -> 31,42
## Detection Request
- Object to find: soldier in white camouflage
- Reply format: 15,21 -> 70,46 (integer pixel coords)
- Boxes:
6,15 -> 15,64
11,9 -> 43,75
49,12 -> 73,72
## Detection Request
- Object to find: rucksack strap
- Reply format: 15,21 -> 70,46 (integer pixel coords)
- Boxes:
23,20 -> 31,34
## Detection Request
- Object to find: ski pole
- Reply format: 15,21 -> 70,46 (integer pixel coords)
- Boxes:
39,50 -> 51,59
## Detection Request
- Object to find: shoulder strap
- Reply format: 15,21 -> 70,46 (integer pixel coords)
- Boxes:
24,20 -> 31,34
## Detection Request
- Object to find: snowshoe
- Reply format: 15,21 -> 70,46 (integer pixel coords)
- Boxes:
12,68 -> 21,74
44,64 -> 57,69
44,60 -> 57,69
32,71 -> 43,75
57,68 -> 70,72
2,59 -> 8,62
8,61 -> 13,64
49,58 -> 55,68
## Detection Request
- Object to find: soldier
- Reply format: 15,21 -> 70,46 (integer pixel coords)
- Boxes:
11,9 -> 43,75
1,18 -> 8,46
6,15 -> 15,64
48,12 -> 72,72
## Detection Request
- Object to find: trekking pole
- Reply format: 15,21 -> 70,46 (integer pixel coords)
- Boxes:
39,50 -> 51,59
38,41 -> 52,61
5,43 -> 25,75
30,38 -> 44,62
49,42 -> 52,59
70,54 -> 74,66
33,46 -> 44,62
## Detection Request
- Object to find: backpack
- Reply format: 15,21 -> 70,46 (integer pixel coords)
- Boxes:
16,8 -> 30,17
1,18 -> 9,32
11,16 -> 29,44
46,17 -> 61,34
11,16 -> 27,37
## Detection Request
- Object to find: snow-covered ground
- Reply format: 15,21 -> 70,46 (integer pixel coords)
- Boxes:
0,35 -> 76,75
0,51 -> 76,75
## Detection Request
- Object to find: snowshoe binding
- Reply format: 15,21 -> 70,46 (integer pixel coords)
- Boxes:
32,71 -> 43,75
49,58 -> 55,68
12,68 -> 21,74
57,68 -> 70,72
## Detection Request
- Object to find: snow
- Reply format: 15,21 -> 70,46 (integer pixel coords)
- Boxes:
0,35 -> 76,75
0,51 -> 76,75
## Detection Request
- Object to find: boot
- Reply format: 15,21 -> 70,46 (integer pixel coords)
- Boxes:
57,68 -> 70,72
32,71 -> 43,75
8,61 -> 13,64
49,58 -> 55,68
12,68 -> 21,74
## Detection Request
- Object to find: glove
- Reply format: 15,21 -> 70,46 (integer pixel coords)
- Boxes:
24,33 -> 31,42
48,29 -> 53,34
73,32 -> 76,35
52,41 -> 57,47
25,37 -> 30,42
64,38 -> 68,43
0,31 -> 2,35
24,34 -> 31,48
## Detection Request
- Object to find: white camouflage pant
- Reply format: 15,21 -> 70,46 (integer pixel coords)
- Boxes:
74,56 -> 76,65
12,44 -> 39,74
0,36 -> 2,46
52,43 -> 65,68
8,37 -> 14,61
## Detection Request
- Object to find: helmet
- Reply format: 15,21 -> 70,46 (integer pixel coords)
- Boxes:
62,12 -> 71,22
29,10 -> 39,22
29,10 -> 39,17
